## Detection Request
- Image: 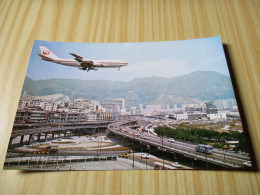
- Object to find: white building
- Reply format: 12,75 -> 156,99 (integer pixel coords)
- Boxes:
101,103 -> 120,113
106,98 -> 126,113
182,104 -> 202,112
56,107 -> 69,113
207,112 -> 227,120
18,99 -> 31,109
139,104 -> 144,114
175,113 -> 188,120
44,102 -> 58,112
214,99 -> 237,110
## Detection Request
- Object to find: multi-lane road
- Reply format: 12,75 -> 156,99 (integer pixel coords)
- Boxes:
108,120 -> 251,168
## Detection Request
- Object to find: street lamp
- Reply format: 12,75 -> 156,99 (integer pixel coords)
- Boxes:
96,137 -> 99,156
161,136 -> 165,169
100,136 -> 102,152
223,149 -> 226,163
131,150 -> 135,168
141,148 -> 143,163
146,154 -> 148,170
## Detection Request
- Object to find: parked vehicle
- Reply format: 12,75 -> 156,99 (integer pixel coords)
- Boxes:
171,162 -> 181,168
119,153 -> 129,158
153,162 -> 175,170
243,161 -> 252,167
195,144 -> 213,154
168,138 -> 175,143
141,153 -> 150,159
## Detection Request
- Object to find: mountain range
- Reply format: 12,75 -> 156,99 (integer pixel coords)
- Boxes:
22,71 -> 235,107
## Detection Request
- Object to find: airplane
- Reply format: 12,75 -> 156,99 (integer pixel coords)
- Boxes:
38,46 -> 128,71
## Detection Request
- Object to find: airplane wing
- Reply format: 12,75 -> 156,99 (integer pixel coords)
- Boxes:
69,53 -> 83,62
69,53 -> 94,64
69,53 -> 96,71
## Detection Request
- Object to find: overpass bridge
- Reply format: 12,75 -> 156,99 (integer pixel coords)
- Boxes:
108,122 -> 251,168
9,122 -> 110,146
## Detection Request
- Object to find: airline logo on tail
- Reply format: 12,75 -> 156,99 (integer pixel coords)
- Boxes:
43,50 -> 50,55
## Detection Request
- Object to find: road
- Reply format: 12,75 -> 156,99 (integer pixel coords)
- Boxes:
108,120 -> 251,168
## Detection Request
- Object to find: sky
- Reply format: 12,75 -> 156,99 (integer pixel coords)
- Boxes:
26,36 -> 230,82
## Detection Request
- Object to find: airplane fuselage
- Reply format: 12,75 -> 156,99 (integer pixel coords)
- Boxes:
53,59 -> 128,68
38,46 -> 128,71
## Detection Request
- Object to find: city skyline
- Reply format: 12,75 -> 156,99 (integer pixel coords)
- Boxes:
18,92 -> 239,121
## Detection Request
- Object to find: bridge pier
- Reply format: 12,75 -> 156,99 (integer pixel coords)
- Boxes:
71,129 -> 75,136
52,132 -> 55,138
28,134 -> 33,144
20,135 -> 24,145
37,133 -> 41,141
63,130 -> 66,137
44,133 -> 48,141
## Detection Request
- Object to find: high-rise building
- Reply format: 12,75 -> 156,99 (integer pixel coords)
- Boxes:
103,98 -> 126,113
205,102 -> 218,114
101,103 -> 120,113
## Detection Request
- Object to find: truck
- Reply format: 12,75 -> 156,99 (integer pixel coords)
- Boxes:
195,144 -> 213,154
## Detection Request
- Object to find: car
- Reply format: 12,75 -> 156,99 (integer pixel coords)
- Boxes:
168,138 -> 175,143
141,153 -> 150,159
243,161 -> 252,167
119,153 -> 129,158
172,162 -> 181,168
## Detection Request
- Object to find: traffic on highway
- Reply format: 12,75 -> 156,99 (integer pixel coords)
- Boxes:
108,118 -> 252,168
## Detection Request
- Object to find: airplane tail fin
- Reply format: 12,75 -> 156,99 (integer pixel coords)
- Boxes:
39,46 -> 60,60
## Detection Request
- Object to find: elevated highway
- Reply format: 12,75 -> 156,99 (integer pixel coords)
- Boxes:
9,122 -> 109,146
108,122 -> 251,168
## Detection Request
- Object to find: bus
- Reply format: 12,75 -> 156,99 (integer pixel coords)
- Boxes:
33,146 -> 58,154
195,144 -> 213,154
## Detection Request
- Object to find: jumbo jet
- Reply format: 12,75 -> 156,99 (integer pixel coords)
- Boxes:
38,46 -> 128,71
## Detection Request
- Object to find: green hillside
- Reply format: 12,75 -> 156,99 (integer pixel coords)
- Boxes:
22,71 -> 235,107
